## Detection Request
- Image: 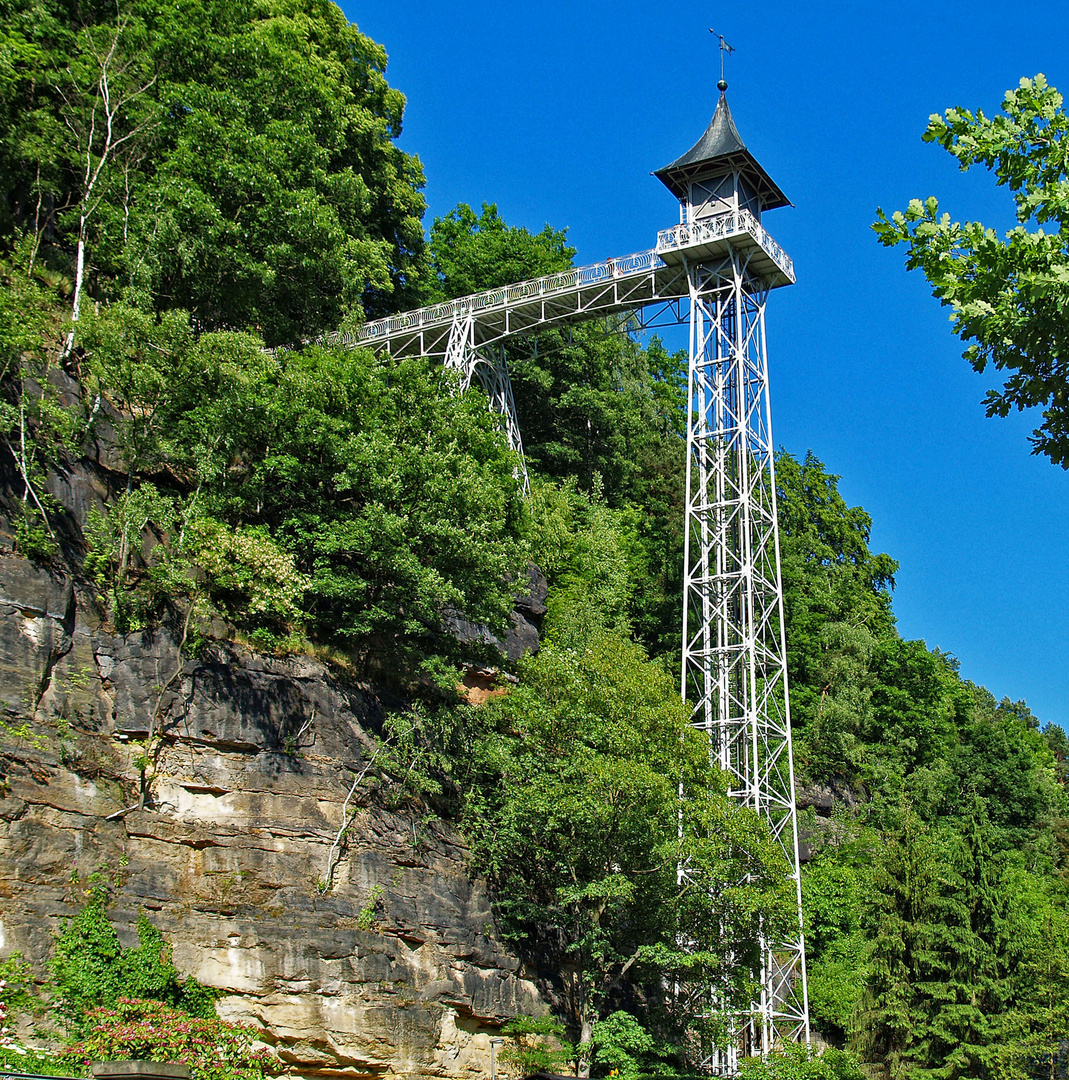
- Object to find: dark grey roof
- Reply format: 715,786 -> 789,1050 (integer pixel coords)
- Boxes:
654,93 -> 790,211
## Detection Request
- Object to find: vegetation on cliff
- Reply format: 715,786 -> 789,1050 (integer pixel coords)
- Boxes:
1,880 -> 269,1080
2,4 -> 1068,1079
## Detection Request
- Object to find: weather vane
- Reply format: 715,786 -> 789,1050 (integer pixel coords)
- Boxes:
709,28 -> 734,92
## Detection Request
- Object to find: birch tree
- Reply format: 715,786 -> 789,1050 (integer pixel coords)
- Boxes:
55,12 -> 158,357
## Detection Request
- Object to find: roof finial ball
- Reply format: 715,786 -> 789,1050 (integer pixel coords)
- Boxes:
710,28 -> 734,96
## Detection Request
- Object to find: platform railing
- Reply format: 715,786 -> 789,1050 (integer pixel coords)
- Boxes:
656,208 -> 795,281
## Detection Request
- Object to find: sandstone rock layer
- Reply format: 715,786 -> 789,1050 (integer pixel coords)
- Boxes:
0,555 -> 546,1079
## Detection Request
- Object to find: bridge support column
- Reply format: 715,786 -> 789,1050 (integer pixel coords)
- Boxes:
445,312 -> 529,494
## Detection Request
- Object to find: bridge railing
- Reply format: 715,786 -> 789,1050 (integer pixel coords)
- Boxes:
347,211 -> 791,351
350,249 -> 667,348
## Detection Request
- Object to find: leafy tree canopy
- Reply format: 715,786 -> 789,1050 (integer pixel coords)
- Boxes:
776,451 -> 898,782
2,0 -> 426,344
76,303 -> 526,667
426,201 -> 574,302
425,199 -> 688,658
462,630 -> 795,1055
874,74 -> 1069,466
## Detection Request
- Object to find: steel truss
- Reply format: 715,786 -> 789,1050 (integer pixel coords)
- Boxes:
679,248 -> 808,1070
443,311 -> 529,493
352,205 -> 808,1072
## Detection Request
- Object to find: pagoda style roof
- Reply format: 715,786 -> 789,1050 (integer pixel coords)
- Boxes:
654,92 -> 790,211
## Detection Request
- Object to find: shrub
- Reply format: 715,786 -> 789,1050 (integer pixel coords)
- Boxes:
61,998 -> 273,1080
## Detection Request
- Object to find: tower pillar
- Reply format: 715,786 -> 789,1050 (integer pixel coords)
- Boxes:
657,86 -> 809,1069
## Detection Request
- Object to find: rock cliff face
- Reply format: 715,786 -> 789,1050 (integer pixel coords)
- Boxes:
0,553 -> 549,1078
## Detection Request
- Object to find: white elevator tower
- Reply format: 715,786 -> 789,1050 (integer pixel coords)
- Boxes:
654,83 -> 809,1069
351,73 -> 810,1072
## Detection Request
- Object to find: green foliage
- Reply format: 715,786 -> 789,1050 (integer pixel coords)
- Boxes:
356,884 -> 385,931
49,886 -> 217,1032
511,325 -> 687,508
81,482 -> 191,632
874,74 -> 1069,466
0,952 -> 36,1018
78,302 -> 526,664
852,804 -> 1021,1080
425,201 -> 687,656
500,1014 -> 577,1076
273,347 -> 524,662
776,450 -> 897,784
991,877 -> 1069,1080
122,914 -> 219,1019
0,253 -> 80,558
61,998 -> 271,1080
0,1047 -> 82,1077
736,1043 -> 866,1080
0,952 -> 68,1073
49,887 -> 126,1028
802,845 -> 874,1041
2,0 -> 427,345
185,518 -> 308,644
463,631 -> 794,1047
13,505 -> 60,562
526,476 -> 640,646
940,686 -> 1067,852
591,1010 -> 683,1079
426,202 -> 574,302
864,639 -> 965,794
1042,721 -> 1069,788
373,700 -> 470,802
80,303 -> 270,480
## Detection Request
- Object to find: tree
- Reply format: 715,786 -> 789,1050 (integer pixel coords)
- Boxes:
944,687 -> 1067,855
53,11 -> 159,357
137,0 -> 427,340
853,803 -> 1023,1080
993,878 -> 1069,1080
426,201 -> 689,658
775,450 -> 898,783
79,304 -> 526,665
874,74 -> 1069,466
524,476 -> 642,647
0,252 -> 78,559
1,0 -> 427,345
589,1010 -> 683,1079
462,632 -> 794,1064
247,345 -> 526,664
426,201 -> 574,302
865,639 -> 965,786
853,811 -> 961,1080
801,844 -> 874,1044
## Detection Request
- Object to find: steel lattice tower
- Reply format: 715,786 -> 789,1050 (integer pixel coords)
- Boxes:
655,86 -> 809,1068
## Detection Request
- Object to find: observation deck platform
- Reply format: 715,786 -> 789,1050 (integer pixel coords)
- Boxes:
343,208 -> 793,358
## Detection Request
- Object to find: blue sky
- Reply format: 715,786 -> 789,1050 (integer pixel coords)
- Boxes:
343,0 -> 1069,731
